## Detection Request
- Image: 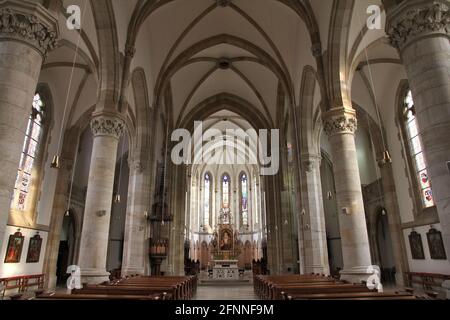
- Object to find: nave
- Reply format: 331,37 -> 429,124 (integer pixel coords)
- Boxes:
1,0 -> 450,302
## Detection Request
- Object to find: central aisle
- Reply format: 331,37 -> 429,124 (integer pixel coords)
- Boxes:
193,284 -> 259,300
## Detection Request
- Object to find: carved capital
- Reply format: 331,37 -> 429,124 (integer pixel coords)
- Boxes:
125,45 -> 136,58
311,42 -> 322,57
322,107 -> 357,136
386,1 -> 450,50
301,154 -> 322,173
90,114 -> 125,139
0,1 -> 59,57
216,0 -> 231,7
128,157 -> 144,173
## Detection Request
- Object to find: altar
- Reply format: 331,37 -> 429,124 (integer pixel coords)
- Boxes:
212,260 -> 239,280
207,207 -> 242,281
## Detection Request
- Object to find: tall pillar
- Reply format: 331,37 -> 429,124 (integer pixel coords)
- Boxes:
323,107 -> 377,284
0,1 -> 57,249
386,0 -> 450,262
300,153 -> 330,275
378,160 -> 409,285
78,113 -> 125,284
121,159 -> 149,276
43,127 -> 79,289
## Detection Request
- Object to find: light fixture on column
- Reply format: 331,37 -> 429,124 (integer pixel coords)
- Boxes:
65,209 -> 71,217
50,155 -> 60,169
327,191 -> 333,200
96,210 -> 106,217
382,150 -> 392,164
114,137 -> 126,205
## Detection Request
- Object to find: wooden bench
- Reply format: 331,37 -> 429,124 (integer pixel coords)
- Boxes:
284,291 -> 416,300
78,285 -> 176,300
0,274 -> 45,300
110,275 -> 197,299
405,272 -> 450,298
254,274 -> 340,300
81,275 -> 197,300
34,292 -> 163,300
270,283 -> 372,300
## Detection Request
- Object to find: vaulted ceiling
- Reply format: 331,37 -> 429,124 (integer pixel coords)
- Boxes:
44,0 -> 399,144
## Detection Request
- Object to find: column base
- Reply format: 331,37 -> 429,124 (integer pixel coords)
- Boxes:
395,271 -> 405,287
305,265 -> 330,276
340,265 -> 383,292
46,274 -> 57,291
121,267 -> 145,277
80,268 -> 111,285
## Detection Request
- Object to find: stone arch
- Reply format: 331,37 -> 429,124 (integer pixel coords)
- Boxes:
90,0 -> 121,111
299,66 -> 322,153
179,92 -> 273,131
130,68 -> 151,161
155,34 -> 294,108
326,0 -> 355,109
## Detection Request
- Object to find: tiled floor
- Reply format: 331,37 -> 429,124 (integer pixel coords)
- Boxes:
194,285 -> 259,300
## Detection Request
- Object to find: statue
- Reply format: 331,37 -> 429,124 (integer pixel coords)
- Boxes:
219,207 -> 231,224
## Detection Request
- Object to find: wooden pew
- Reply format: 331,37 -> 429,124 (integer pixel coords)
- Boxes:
283,291 -> 416,300
254,274 -> 339,300
269,283 -> 371,300
34,292 -> 163,300
100,275 -> 197,300
73,286 -> 174,300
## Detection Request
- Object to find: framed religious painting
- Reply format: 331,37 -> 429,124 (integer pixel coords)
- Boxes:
426,228 -> 447,260
26,233 -> 43,263
4,230 -> 25,263
408,231 -> 425,260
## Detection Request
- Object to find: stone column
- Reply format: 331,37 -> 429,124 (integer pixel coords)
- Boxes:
323,107 -> 377,284
386,0 -> 450,262
190,177 -> 198,233
378,159 -> 409,286
121,159 -> 149,276
0,1 -> 57,250
300,153 -> 330,275
43,127 -> 79,289
78,113 -> 125,284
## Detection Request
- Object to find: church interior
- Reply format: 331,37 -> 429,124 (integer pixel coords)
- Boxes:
0,0 -> 450,301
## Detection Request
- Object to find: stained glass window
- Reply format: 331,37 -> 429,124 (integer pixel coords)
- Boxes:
240,173 -> 248,226
403,90 -> 435,208
12,93 -> 45,211
204,173 -> 211,226
222,174 -> 230,208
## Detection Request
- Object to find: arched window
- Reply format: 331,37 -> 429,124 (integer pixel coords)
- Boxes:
402,89 -> 435,208
222,174 -> 230,209
204,173 -> 212,226
11,93 -> 46,212
240,173 -> 249,227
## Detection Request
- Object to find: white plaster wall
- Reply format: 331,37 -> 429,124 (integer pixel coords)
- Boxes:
0,226 -> 48,278
403,224 -> 450,275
